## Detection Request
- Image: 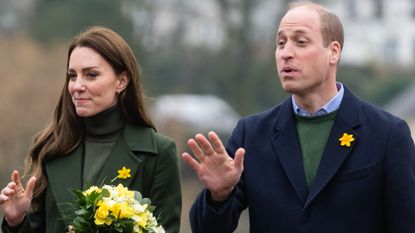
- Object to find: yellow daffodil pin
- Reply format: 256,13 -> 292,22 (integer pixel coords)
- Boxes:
111,166 -> 132,182
117,166 -> 131,179
339,133 -> 355,147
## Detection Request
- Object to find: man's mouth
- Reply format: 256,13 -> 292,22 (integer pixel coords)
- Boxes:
281,66 -> 297,73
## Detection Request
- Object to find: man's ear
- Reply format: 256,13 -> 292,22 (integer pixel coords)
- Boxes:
329,41 -> 341,65
117,72 -> 129,93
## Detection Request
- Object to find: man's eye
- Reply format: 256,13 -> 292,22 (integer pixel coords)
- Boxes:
297,40 -> 307,46
277,40 -> 285,48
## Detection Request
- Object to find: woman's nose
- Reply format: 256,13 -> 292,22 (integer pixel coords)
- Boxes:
72,78 -> 86,91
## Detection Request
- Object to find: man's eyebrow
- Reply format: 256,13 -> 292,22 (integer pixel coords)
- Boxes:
277,29 -> 307,36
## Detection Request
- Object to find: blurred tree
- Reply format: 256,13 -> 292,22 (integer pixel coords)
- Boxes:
338,65 -> 414,106
192,0 -> 287,114
25,0 -> 414,117
141,0 -> 291,115
29,0 -> 134,44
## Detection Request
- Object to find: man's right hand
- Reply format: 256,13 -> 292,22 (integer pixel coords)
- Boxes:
0,170 -> 36,226
182,131 -> 245,201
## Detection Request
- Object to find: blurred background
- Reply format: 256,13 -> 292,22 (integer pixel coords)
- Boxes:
0,0 -> 414,232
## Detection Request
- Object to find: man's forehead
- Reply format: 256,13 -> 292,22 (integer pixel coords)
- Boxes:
277,6 -> 321,34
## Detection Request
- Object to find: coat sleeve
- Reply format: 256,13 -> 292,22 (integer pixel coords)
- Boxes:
383,119 -> 415,232
149,136 -> 182,233
189,120 -> 248,233
1,216 -> 33,233
1,195 -> 45,233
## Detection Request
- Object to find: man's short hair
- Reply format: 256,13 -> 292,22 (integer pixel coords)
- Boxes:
289,2 -> 344,50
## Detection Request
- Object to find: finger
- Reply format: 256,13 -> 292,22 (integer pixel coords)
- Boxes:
187,138 -> 205,163
182,153 -> 202,173
234,148 -> 246,172
0,194 -> 9,204
6,182 -> 17,190
24,176 -> 36,199
195,133 -> 215,156
0,184 -> 16,205
208,131 -> 226,154
1,186 -> 15,196
11,170 -> 22,188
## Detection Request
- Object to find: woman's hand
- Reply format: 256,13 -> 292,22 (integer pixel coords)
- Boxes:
0,170 -> 36,226
182,131 -> 245,201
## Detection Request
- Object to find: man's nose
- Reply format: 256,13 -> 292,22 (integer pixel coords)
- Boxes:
278,43 -> 294,60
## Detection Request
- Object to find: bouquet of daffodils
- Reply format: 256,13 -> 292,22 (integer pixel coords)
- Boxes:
67,183 -> 165,233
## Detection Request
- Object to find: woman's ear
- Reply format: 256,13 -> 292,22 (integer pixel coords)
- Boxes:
329,41 -> 341,65
117,72 -> 129,93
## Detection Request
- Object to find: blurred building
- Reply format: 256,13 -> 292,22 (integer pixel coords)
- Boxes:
4,0 -> 415,66
150,94 -> 240,167
123,0 -> 415,67
329,0 -> 415,67
385,81 -> 415,139
151,94 -> 240,135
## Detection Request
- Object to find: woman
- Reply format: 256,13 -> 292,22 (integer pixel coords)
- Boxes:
0,26 -> 181,233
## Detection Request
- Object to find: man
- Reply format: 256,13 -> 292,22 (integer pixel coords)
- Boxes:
182,2 -> 415,233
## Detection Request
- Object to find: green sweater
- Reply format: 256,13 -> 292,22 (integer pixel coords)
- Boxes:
83,105 -> 125,186
296,111 -> 337,188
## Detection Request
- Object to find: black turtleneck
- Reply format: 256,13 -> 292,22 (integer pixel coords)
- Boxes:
83,105 -> 125,186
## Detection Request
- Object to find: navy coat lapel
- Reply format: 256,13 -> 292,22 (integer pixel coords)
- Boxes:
306,87 -> 361,206
272,98 -> 308,203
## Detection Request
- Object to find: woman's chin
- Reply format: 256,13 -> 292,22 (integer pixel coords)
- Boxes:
76,108 -> 94,117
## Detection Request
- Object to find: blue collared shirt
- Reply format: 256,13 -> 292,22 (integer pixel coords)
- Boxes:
292,83 -> 344,117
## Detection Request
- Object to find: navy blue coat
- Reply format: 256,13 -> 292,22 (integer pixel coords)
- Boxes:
190,87 -> 415,233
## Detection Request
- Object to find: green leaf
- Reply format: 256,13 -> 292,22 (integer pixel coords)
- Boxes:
101,188 -> 111,197
74,209 -> 90,216
134,191 -> 142,202
147,206 -> 156,212
141,198 -> 151,206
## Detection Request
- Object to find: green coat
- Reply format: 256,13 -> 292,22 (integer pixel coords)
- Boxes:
2,124 -> 182,233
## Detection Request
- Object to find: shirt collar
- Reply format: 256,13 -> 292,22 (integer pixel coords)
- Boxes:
292,82 -> 344,117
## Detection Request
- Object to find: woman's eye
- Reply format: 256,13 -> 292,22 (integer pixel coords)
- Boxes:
68,73 -> 77,81
86,72 -> 97,78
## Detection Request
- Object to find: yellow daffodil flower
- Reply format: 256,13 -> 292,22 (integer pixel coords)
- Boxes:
94,202 -> 112,225
83,186 -> 101,196
137,211 -> 149,228
71,182 -> 164,233
115,183 -> 135,198
339,133 -> 355,147
112,202 -> 135,219
117,166 -> 131,179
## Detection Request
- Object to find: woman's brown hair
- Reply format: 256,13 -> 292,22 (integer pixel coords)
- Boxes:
25,26 -> 155,201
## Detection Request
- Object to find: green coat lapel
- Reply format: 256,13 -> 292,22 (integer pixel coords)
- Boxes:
44,124 -> 159,227
97,124 -> 158,187
44,144 -> 83,226
95,136 -> 141,187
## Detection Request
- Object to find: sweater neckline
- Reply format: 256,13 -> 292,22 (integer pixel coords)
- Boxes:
295,110 -> 337,123
83,105 -> 125,137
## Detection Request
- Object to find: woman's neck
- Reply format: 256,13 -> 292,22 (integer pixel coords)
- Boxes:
83,105 -> 125,136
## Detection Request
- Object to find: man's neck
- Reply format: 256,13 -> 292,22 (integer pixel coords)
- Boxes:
293,83 -> 339,115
